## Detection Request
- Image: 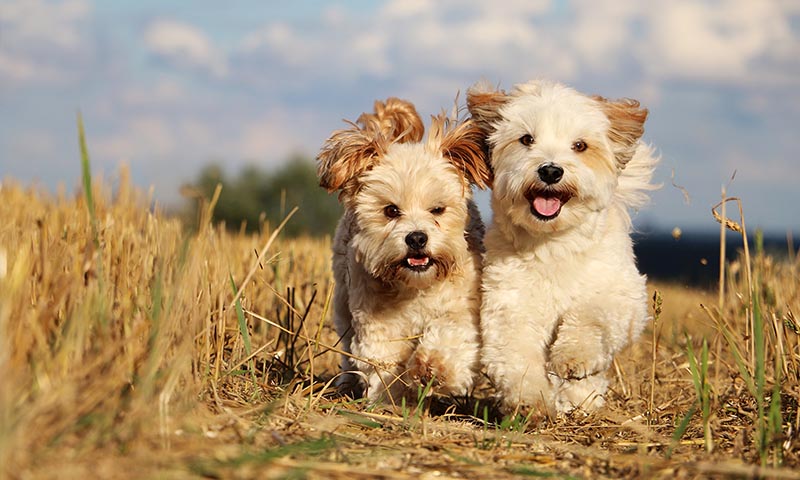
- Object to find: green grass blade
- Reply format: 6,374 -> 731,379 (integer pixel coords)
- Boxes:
667,402 -> 698,459
188,437 -> 335,475
685,335 -> 703,399
717,321 -> 757,397
753,231 -> 767,464
76,111 -> 101,250
768,353 -> 783,466
411,376 -> 436,423
701,338 -> 710,416
229,273 -> 256,386
754,291 -> 765,402
506,465 -> 571,478
229,273 -> 252,356
77,112 -> 95,221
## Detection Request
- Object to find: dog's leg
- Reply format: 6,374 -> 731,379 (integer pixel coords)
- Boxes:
547,304 -> 612,414
349,317 -> 415,405
406,307 -> 480,396
548,307 -> 610,382
548,283 -> 647,412
547,310 -> 612,413
331,252 -> 366,397
481,297 -> 556,416
333,311 -> 364,397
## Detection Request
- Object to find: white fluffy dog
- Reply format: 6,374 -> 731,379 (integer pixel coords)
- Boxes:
318,98 -> 490,404
467,80 -> 658,415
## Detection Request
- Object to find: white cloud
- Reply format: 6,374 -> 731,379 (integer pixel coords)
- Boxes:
239,19 -> 391,78
0,0 -> 90,49
91,109 -> 321,175
236,0 -> 573,90
144,19 -> 228,77
119,79 -> 187,108
233,0 -> 798,94
567,0 -> 643,72
238,114 -> 311,161
240,23 -> 316,68
1,1 -> 798,230
0,0 -> 92,84
0,51 -> 38,81
231,107 -> 327,165
373,0 -> 560,77
640,1 -> 781,81
380,0 -> 432,18
93,116 -> 176,164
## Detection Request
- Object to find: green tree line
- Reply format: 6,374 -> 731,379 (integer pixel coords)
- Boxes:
187,156 -> 341,237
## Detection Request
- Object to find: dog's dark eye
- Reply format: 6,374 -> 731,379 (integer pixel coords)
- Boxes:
430,206 -> 446,216
519,134 -> 535,146
572,140 -> 588,152
384,204 -> 401,219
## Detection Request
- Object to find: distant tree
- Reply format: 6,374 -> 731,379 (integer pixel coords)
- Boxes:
189,156 -> 342,237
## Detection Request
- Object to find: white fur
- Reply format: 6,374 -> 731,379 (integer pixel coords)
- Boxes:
470,79 -> 658,415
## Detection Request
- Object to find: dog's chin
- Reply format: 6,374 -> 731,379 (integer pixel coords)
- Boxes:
401,253 -> 433,273
395,253 -> 436,287
369,248 -> 456,288
524,187 -> 574,222
391,251 -> 455,289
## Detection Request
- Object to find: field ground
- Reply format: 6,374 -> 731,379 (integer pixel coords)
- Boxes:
0,176 -> 798,479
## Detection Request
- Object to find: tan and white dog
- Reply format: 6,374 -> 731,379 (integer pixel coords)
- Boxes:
467,80 -> 658,415
318,98 -> 491,404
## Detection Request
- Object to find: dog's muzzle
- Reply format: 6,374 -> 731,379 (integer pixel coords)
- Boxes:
525,165 -> 572,221
403,230 -> 432,272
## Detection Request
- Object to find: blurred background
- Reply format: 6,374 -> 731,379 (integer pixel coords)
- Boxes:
1,0 -> 798,282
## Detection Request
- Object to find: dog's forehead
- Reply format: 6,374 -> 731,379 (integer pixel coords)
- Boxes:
358,144 -> 464,201
500,84 -> 608,135
379,143 -> 449,174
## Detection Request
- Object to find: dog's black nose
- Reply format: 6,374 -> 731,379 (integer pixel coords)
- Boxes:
405,231 -> 428,250
537,164 -> 564,184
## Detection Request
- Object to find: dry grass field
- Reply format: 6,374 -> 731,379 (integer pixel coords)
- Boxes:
1,168 -> 798,479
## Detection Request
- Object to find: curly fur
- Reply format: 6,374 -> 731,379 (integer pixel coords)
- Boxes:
318,98 -> 489,404
468,79 -> 659,415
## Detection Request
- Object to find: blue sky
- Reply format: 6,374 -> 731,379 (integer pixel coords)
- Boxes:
1,0 -> 798,234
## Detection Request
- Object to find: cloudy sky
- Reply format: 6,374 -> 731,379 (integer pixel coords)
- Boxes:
1,0 -> 798,234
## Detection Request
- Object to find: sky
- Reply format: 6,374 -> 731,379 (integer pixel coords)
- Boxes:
1,0 -> 798,235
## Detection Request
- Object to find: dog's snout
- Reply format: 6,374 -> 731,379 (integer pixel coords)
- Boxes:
537,164 -> 564,185
405,231 -> 428,250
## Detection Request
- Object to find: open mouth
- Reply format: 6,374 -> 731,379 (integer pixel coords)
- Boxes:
403,253 -> 432,272
525,188 -> 573,221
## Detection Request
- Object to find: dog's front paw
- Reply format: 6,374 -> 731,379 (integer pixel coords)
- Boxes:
335,371 -> 366,399
548,340 -> 609,381
406,350 -> 451,392
407,348 -> 477,396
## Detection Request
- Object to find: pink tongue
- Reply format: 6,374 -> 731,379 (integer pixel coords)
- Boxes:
407,256 -> 429,267
533,197 -> 562,217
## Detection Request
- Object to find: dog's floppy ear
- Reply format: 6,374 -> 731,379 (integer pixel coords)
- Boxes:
466,82 -> 509,138
317,122 -> 388,195
318,97 -> 423,196
594,96 -> 648,168
429,115 -> 492,189
466,83 -> 509,185
358,97 -> 424,144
